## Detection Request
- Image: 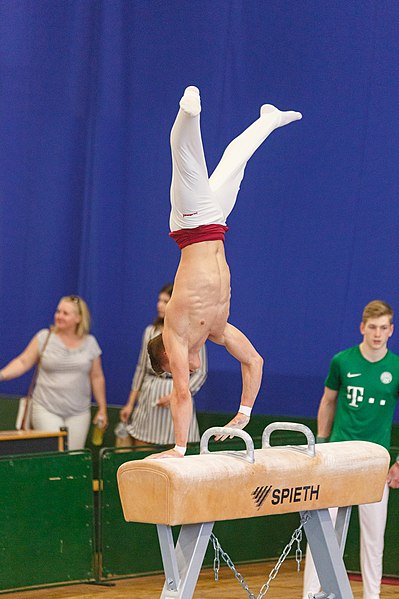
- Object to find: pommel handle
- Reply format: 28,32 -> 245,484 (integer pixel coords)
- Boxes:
200,427 -> 255,463
262,422 -> 315,457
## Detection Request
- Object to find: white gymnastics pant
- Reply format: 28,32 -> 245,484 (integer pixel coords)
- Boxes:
169,89 -> 293,232
302,484 -> 389,599
32,401 -> 92,450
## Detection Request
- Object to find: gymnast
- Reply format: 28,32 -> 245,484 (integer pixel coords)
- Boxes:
147,86 -> 302,458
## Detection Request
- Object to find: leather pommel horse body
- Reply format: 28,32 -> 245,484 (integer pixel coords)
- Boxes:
117,423 -> 389,599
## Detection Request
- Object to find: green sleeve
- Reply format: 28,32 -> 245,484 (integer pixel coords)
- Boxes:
324,354 -> 341,391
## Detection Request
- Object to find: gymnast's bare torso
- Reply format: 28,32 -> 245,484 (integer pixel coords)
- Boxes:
166,240 -> 230,354
147,86 -> 301,458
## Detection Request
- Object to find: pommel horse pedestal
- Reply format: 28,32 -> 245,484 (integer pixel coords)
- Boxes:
117,423 -> 389,599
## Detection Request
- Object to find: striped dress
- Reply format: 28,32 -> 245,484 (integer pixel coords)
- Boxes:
127,324 -> 207,444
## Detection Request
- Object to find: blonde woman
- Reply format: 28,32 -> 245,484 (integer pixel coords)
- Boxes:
0,296 -> 108,449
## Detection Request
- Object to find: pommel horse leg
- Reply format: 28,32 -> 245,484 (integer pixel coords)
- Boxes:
301,506 -> 353,599
156,522 -> 214,599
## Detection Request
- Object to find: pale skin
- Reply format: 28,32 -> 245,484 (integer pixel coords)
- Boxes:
317,315 -> 399,488
150,239 -> 263,458
0,299 -> 108,428
120,290 -> 172,446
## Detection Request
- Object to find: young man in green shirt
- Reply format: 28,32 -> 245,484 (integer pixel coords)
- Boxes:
303,300 -> 399,599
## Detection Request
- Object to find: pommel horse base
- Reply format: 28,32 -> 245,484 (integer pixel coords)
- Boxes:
117,423 -> 389,599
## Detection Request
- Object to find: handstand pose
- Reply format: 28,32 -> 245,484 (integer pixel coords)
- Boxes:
148,86 -> 302,458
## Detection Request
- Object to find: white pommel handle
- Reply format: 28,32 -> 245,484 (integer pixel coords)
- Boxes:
200,427 -> 255,463
262,422 -> 315,457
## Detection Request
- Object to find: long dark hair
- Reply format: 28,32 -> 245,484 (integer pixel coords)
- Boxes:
152,283 -> 173,330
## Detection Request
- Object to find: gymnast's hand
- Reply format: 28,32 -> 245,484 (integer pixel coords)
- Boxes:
387,462 -> 399,488
214,412 -> 250,442
145,447 -> 184,460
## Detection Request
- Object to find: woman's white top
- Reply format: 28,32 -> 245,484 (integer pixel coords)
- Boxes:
32,328 -> 102,417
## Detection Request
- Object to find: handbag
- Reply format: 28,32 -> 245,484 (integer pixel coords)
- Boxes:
15,329 -> 52,431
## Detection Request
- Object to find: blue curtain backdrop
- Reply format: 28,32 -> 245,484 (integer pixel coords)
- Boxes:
1,0 -> 399,419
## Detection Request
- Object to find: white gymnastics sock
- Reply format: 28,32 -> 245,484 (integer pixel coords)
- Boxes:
179,85 -> 201,116
260,103 -> 302,128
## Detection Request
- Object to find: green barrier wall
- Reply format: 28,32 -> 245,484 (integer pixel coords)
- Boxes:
0,395 -> 23,429
99,446 -> 166,577
0,450 -> 96,592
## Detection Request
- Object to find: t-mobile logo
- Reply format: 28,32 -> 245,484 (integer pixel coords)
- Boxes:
347,385 -> 364,407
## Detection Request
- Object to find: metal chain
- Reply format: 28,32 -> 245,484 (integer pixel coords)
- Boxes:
211,532 -> 257,598
210,512 -> 310,599
257,514 -> 308,599
211,534 -> 220,582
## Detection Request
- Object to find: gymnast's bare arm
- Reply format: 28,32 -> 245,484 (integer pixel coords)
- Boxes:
209,322 -> 263,439
167,343 -> 193,442
145,318 -> 195,460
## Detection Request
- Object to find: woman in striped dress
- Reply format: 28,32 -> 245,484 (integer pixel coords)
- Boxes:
120,284 -> 207,446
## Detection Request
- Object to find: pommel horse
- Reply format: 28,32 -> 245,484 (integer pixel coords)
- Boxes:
117,423 -> 389,599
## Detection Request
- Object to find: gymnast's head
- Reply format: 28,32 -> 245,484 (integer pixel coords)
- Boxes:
148,333 -> 167,376
148,334 -> 201,377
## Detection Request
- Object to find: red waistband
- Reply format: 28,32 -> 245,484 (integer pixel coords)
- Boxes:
169,224 -> 229,250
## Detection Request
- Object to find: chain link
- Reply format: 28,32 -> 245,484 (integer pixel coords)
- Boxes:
210,512 -> 310,599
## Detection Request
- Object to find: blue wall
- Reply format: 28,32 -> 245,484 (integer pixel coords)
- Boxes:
1,0 -> 399,419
